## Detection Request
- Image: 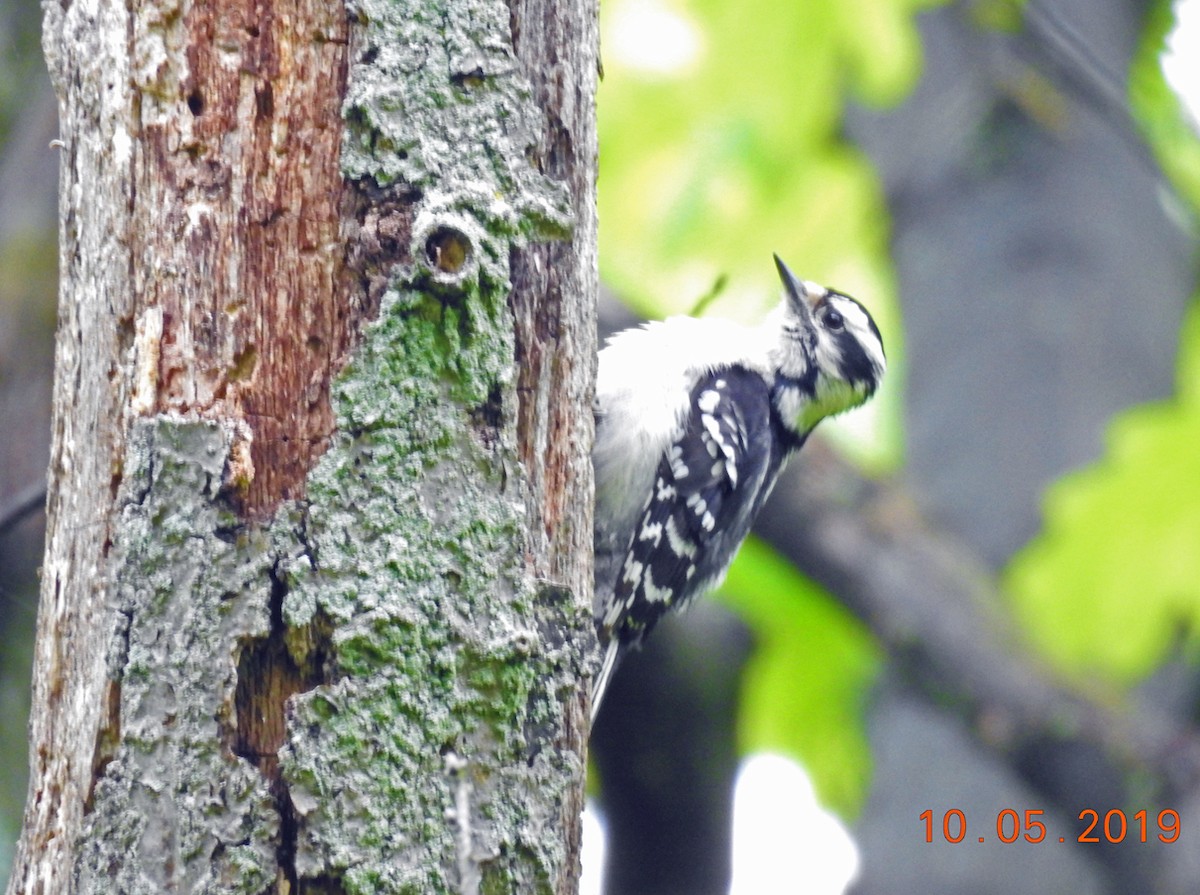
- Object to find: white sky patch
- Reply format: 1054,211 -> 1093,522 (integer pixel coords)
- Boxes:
730,755 -> 860,895
1163,0 -> 1200,129
582,754 -> 860,895
580,805 -> 606,895
606,0 -> 704,76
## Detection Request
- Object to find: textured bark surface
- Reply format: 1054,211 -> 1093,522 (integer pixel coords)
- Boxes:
138,0 -> 352,518
507,0 -> 600,871
508,0 -> 598,589
11,0 -> 596,891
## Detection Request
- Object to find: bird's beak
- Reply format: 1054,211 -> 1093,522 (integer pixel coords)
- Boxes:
773,254 -> 817,321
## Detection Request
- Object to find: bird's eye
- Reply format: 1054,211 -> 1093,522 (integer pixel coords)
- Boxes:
822,308 -> 844,331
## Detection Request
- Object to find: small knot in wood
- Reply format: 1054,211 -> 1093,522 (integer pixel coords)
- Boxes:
426,226 -> 472,277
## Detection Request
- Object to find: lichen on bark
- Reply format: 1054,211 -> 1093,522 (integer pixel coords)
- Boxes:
341,0 -> 572,243
33,0 -> 590,891
271,0 -> 586,887
279,277 -> 586,892
77,420 -> 281,894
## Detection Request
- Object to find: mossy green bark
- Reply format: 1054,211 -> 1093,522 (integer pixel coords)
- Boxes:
79,0 -> 588,892
281,280 -> 586,894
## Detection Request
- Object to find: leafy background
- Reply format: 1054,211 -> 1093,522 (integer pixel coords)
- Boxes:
596,0 -> 1199,826
595,0 -> 928,820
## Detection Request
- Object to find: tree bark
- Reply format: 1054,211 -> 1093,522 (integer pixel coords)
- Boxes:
10,0 -> 596,892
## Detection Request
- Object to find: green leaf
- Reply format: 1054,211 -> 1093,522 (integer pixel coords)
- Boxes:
718,537 -> 880,818
1004,0 -> 1200,687
1006,301 -> 1200,681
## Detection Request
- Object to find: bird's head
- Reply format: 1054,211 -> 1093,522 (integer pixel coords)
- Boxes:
767,254 -> 887,432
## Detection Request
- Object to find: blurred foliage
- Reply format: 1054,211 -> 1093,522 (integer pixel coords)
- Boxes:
599,0 -> 945,469
721,538 -> 880,817
0,0 -> 44,144
1131,0 -> 1200,211
1006,0 -> 1200,682
598,0 -> 945,815
966,0 -> 1029,33
1007,301 -> 1200,681
599,0 -> 1200,817
0,232 -> 54,872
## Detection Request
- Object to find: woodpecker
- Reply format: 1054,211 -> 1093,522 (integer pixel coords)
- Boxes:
591,255 -> 886,719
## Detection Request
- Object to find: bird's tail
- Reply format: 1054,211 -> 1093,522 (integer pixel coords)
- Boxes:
590,637 -> 622,723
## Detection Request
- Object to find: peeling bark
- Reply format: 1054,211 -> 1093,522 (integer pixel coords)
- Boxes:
135,0 -> 356,518
10,0 -> 596,892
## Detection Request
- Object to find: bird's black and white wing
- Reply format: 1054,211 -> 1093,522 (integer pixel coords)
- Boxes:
593,366 -> 782,713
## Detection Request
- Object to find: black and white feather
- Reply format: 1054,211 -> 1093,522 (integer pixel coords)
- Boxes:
591,255 -> 886,720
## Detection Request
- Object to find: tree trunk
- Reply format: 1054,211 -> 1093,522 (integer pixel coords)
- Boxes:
9,0 -> 597,891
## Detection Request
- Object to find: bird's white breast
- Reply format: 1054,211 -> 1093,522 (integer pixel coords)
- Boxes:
593,315 -> 773,568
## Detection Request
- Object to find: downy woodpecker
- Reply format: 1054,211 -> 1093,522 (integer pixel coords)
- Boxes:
591,255 -> 886,719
